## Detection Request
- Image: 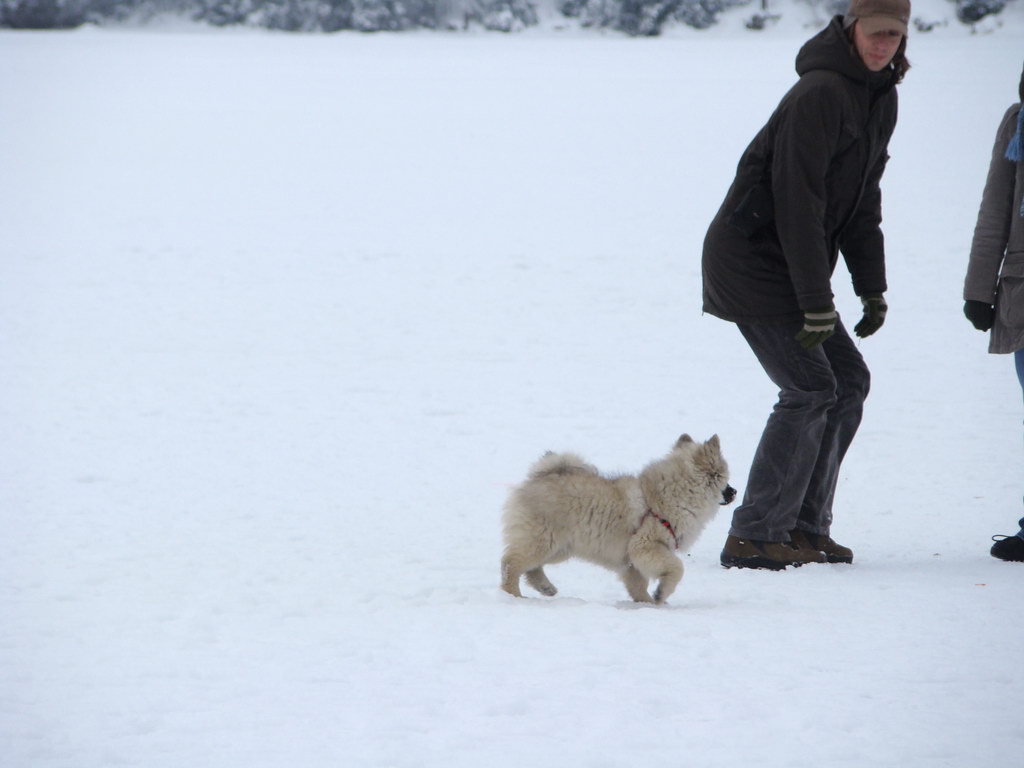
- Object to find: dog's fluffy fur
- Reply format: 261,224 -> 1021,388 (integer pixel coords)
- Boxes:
500,434 -> 733,604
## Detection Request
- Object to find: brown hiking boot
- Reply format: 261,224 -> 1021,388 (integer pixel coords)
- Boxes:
720,535 -> 825,570
791,529 -> 854,564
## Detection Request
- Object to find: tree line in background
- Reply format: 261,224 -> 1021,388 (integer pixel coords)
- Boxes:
0,0 -> 1013,34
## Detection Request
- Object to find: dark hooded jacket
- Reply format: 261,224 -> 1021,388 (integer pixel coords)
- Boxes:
702,16 -> 900,322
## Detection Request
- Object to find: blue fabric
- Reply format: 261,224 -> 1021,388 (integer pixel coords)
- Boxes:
1018,349 -> 1024,538
1017,348 -> 1024,398
1007,108 -> 1024,163
1007,108 -> 1024,217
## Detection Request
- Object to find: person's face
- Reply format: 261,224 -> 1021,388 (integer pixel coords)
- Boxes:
852,23 -> 903,72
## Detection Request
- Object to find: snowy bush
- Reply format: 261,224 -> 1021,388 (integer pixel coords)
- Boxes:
953,0 -> 1006,23
473,0 -> 538,30
559,0 -> 618,29
249,0 -> 324,29
0,0 -> 88,26
194,0 -> 259,25
561,0 -> 747,33
1,0 -> 1018,32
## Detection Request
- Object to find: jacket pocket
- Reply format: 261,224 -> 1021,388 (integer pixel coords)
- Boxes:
726,183 -> 775,238
996,275 -> 1024,329
1001,251 -> 1024,276
834,122 -> 863,161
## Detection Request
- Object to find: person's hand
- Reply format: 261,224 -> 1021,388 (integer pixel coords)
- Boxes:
854,293 -> 887,338
794,305 -> 836,350
963,300 -> 995,332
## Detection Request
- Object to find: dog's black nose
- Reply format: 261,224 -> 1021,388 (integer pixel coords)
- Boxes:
721,485 -> 737,505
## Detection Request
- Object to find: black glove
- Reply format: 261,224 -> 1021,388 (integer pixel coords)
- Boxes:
794,305 -> 837,350
964,300 -> 995,332
854,293 -> 887,338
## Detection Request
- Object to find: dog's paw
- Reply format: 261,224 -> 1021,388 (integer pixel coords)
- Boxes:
500,583 -> 523,598
525,569 -> 557,596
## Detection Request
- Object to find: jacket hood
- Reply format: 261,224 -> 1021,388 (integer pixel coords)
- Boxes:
796,15 -> 895,91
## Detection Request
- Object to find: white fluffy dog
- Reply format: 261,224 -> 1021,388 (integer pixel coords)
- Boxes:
501,434 -> 735,604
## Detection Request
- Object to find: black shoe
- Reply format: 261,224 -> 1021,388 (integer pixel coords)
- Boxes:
990,535 -> 1024,562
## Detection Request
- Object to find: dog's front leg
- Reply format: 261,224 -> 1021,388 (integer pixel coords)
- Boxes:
651,557 -> 684,604
630,544 -> 683,604
620,565 -> 653,603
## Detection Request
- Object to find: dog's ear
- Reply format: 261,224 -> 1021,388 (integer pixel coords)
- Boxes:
675,434 -> 694,448
700,435 -> 725,465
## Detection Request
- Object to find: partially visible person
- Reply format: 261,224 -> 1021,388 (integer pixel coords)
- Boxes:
963,60 -> 1024,563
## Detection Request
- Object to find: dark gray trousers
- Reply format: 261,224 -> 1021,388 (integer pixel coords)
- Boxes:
730,317 -> 870,542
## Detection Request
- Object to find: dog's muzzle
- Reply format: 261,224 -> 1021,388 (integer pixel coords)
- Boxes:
721,485 -> 737,505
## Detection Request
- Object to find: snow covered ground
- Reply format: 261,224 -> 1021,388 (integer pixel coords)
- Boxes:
2,10 -> 1023,768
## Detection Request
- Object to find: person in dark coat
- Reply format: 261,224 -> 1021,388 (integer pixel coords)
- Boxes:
963,60 -> 1024,563
702,0 -> 910,570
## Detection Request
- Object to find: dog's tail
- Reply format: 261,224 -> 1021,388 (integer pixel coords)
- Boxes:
527,451 -> 599,480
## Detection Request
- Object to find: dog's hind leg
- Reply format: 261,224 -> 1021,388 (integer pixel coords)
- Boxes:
525,567 -> 557,596
502,546 -> 558,597
620,565 -> 653,603
500,552 -> 526,597
502,531 -> 566,598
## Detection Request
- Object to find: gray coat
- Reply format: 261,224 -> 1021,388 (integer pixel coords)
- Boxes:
964,103 -> 1024,354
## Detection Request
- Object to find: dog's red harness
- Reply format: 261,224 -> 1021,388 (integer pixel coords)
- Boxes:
640,509 -> 679,550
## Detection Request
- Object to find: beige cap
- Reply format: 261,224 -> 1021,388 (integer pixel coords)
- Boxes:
847,0 -> 911,35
